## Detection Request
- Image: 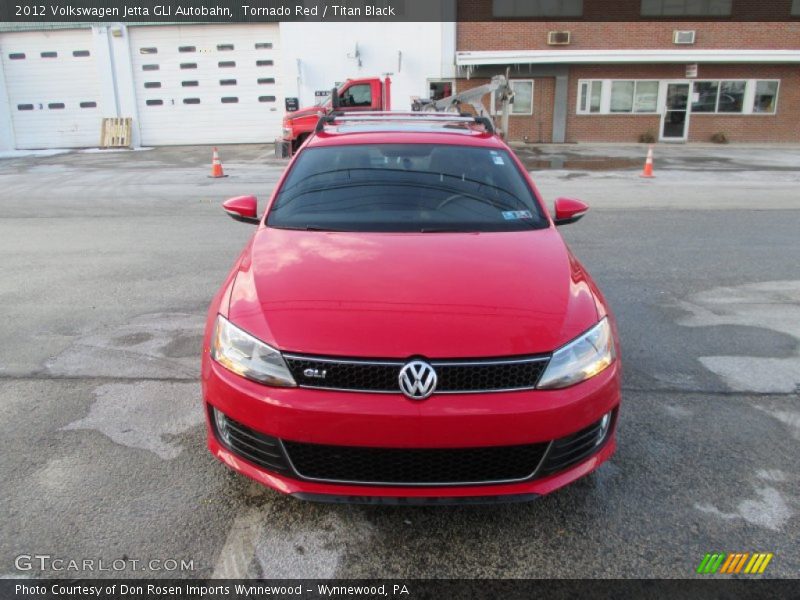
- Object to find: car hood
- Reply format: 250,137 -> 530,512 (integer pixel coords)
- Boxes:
286,105 -> 326,120
227,228 -> 599,358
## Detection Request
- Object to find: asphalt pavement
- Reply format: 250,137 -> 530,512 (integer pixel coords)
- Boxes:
0,143 -> 798,578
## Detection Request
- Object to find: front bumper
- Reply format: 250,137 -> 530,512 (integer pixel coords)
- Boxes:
202,358 -> 620,501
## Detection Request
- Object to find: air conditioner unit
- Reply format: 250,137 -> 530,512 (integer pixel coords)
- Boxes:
673,30 -> 696,45
547,31 -> 571,46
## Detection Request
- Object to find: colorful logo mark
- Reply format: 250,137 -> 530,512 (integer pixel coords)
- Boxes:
697,553 -> 773,575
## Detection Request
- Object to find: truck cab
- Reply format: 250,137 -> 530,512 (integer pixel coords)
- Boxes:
281,77 -> 391,152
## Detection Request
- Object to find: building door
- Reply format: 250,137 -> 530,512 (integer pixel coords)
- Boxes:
0,29 -> 103,149
660,83 -> 690,141
129,24 -> 282,145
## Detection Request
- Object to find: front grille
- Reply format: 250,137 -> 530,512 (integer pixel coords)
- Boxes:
283,440 -> 549,485
283,354 -> 549,394
213,407 -> 614,488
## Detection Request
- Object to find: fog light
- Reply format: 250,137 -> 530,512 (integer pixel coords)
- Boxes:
596,411 -> 612,446
213,407 -> 232,446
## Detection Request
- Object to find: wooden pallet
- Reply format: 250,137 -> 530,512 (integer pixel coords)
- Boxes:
100,117 -> 132,148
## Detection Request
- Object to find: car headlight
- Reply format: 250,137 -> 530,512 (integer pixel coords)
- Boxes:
537,317 -> 616,389
211,315 -> 296,387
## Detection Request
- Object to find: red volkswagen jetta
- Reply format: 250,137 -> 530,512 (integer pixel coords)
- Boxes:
202,113 -> 620,504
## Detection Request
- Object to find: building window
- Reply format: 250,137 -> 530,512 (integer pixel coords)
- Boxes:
610,81 -> 635,112
691,80 -> 746,113
40,51 -> 57,58
793,0 -> 800,15
718,81 -> 745,112
509,80 -> 533,115
610,81 -> 659,113
73,50 -> 90,57
634,81 -> 659,112
429,80 -> 454,101
753,81 -> 779,114
691,81 -> 718,112
641,0 -> 731,15
578,80 -> 602,113
493,0 -> 582,17
217,44 -> 234,51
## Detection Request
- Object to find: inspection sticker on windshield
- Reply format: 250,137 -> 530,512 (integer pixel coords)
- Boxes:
502,210 -> 533,220
492,156 -> 505,165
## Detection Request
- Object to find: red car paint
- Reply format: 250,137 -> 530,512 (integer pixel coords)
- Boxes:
202,123 -> 621,502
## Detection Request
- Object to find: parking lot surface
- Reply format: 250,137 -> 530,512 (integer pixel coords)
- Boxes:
0,143 -> 798,578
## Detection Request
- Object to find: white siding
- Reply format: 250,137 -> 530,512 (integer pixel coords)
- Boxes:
0,29 -> 103,149
279,22 -> 456,111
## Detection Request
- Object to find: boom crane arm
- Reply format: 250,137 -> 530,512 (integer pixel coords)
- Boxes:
411,74 -> 514,138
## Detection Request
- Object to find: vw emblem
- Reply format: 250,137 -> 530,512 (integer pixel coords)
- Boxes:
398,360 -> 438,400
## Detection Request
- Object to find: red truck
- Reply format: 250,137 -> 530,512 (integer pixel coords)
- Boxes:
281,76 -> 392,152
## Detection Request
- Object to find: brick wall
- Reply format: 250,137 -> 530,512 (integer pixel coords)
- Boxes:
458,21 -> 800,51
457,0 -> 799,22
456,4 -> 800,143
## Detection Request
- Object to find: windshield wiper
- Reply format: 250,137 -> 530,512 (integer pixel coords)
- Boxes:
281,167 -> 527,206
272,225 -> 341,232
418,228 -> 480,233
275,180 -> 520,212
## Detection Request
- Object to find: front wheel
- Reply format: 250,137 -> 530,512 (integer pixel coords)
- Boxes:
292,133 -> 309,154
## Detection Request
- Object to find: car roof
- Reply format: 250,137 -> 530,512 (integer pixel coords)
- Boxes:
306,113 -> 506,149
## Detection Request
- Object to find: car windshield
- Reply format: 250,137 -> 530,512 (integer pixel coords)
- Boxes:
267,144 -> 547,232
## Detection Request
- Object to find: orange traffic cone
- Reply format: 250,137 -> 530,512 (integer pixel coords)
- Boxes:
640,145 -> 655,178
209,147 -> 228,178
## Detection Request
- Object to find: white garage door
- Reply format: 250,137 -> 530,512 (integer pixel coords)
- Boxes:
0,29 -> 103,149
129,24 -> 282,146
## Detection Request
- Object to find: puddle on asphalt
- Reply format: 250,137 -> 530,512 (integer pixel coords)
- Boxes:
518,155 -> 641,171
45,311 -> 204,379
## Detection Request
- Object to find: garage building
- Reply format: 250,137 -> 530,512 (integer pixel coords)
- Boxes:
0,21 -> 456,150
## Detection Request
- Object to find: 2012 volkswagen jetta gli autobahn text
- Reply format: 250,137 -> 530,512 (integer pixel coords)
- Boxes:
202,112 -> 621,504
